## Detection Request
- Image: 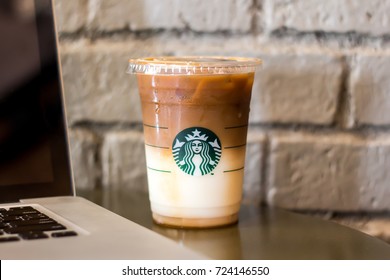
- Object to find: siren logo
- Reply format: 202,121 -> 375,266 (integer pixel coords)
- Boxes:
172,127 -> 221,176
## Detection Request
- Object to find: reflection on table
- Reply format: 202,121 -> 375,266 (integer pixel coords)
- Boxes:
79,189 -> 390,260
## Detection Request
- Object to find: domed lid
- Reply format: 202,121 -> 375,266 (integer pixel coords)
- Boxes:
127,56 -> 262,75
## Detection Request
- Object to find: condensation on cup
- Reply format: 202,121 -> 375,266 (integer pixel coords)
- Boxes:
127,56 -> 262,228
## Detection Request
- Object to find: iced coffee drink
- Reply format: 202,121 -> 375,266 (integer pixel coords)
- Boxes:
127,57 -> 261,228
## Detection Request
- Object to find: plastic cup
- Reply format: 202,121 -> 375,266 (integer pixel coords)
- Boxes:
127,56 -> 261,228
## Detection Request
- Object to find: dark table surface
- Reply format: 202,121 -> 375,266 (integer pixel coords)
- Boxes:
79,189 -> 390,260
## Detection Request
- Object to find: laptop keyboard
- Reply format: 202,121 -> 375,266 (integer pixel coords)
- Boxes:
0,206 -> 78,242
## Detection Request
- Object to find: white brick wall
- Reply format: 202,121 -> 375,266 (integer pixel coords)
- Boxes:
57,0 -> 390,36
68,128 -> 100,190
60,41 -> 143,125
101,130 -> 148,190
251,52 -> 343,124
243,132 -> 266,204
350,51 -> 390,126
268,132 -> 390,211
264,0 -> 390,36
89,0 -> 254,32
54,0 -> 88,32
55,0 -> 390,215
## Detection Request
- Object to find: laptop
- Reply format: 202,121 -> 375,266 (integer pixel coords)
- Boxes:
0,0 -> 203,259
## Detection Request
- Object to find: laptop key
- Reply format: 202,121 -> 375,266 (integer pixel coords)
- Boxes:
9,206 -> 35,211
0,236 -> 20,243
19,231 -> 49,240
22,213 -> 49,220
8,218 -> 57,227
1,216 -> 21,222
4,223 -> 66,234
51,231 -> 78,238
0,222 -> 8,229
5,209 -> 39,216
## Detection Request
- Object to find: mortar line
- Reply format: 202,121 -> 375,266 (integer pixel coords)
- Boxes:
58,28 -> 254,42
260,134 -> 270,206
334,55 -> 353,129
269,27 -> 390,48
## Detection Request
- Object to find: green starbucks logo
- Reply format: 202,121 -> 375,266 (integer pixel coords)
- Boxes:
172,127 -> 221,176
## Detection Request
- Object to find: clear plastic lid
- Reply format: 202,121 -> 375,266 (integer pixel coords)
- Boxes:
127,56 -> 262,75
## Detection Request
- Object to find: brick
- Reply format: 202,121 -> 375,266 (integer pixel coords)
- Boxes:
54,0 -> 88,33
88,0 -> 253,32
250,52 -> 343,125
242,132 -> 266,205
101,130 -> 148,190
68,128 -> 101,190
264,0 -> 390,36
268,132 -> 390,211
350,52 -> 390,126
59,41 -> 144,125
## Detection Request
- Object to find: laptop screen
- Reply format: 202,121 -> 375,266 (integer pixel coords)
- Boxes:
0,0 -> 73,202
